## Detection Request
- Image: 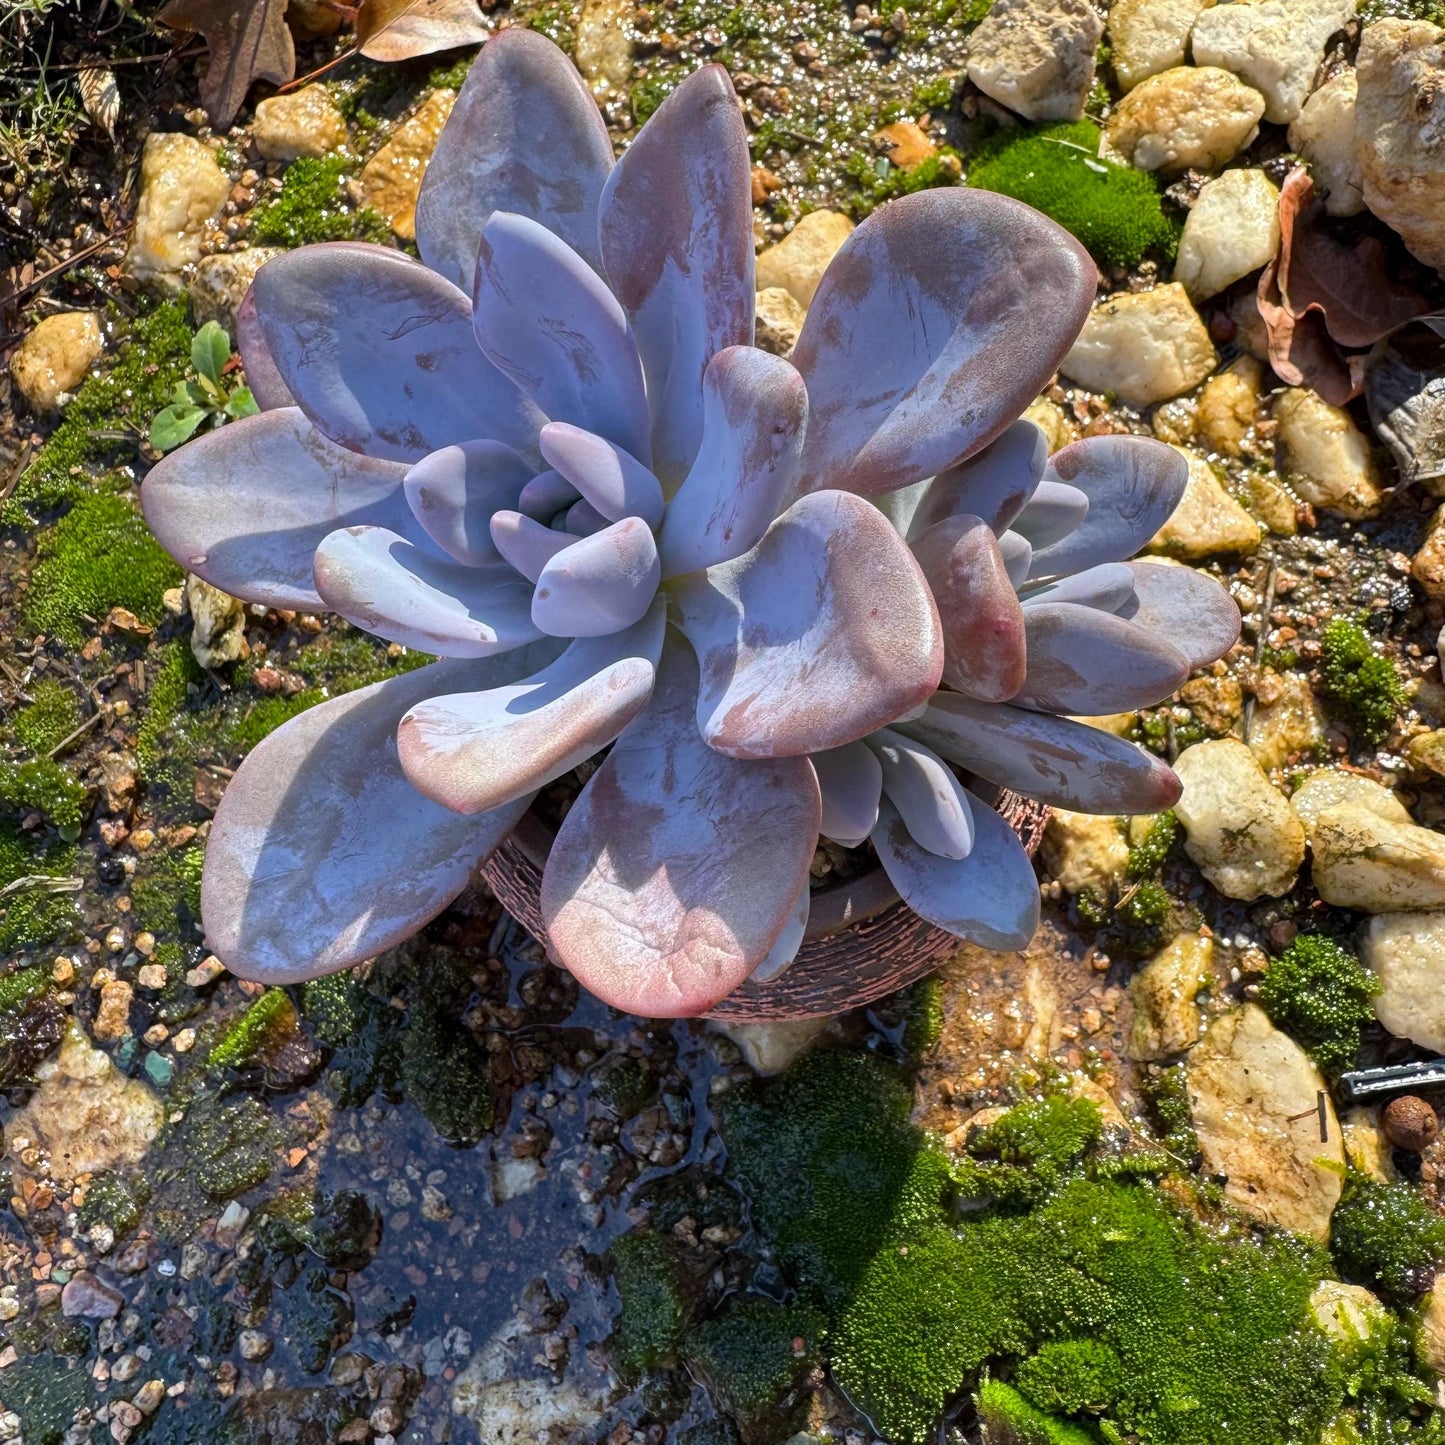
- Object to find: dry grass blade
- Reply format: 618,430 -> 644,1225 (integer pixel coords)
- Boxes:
354,0 -> 486,63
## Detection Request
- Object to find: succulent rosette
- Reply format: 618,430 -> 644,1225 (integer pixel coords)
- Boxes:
142,29 -> 1236,1018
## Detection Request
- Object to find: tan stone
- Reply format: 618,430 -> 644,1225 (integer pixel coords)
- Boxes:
712,1018 -> 829,1074
874,120 -> 938,168
1186,1004 -> 1344,1240
1062,284 -> 1217,407
755,210 -> 854,308
1340,1106 -> 1398,1182
1022,398 -> 1076,452
126,132 -> 229,279
1108,0 -> 1216,91
576,0 -> 635,96
1179,672 -> 1243,735
1290,768 -> 1411,832
1361,913 -> 1445,1046
252,85 -> 348,162
1174,168 -> 1281,302
1246,472 -> 1299,535
186,574 -> 248,669
1414,505 -> 1445,602
1310,1281 -> 1390,1345
1106,65 -> 1266,173
190,248 -> 284,329
1195,356 -> 1262,457
1041,810 -> 1129,893
93,979 -> 134,1042
359,89 -> 456,241
1148,448 -> 1262,558
1288,69 -> 1364,216
966,0 -> 1103,121
1418,1278 -> 1445,1376
1248,672 -> 1326,773
1128,931 -> 1212,1060
753,287 -> 805,357
1408,728 -> 1445,778
1273,388 -> 1387,519
10,311 -> 103,412
1310,808 -> 1445,913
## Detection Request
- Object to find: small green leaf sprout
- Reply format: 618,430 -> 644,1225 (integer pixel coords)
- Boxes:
148,320 -> 259,453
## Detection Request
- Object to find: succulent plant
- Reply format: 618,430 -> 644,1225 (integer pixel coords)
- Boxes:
142,29 -> 1236,1018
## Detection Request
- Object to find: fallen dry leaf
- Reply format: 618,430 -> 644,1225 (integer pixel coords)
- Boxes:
157,0 -> 296,129
354,0 -> 487,62
77,61 -> 120,141
1366,315 -> 1445,485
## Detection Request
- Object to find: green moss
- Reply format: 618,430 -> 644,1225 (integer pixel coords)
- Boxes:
1125,812 -> 1176,879
3,299 -> 193,524
631,70 -> 685,125
131,845 -> 204,940
0,1354 -> 89,1445
13,679 -> 81,756
189,1094 -> 280,1201
684,1298 -> 824,1429
1143,1063 -> 1198,1159
400,963 -> 494,1146
0,963 -> 63,1087
911,74 -> 961,113
953,1095 -> 1103,1205
1258,935 -> 1380,1075
976,1379 -> 1101,1445
0,963 -> 48,1016
77,1170 -> 151,1240
1319,618 -> 1404,747
611,1230 -> 688,1376
426,52 -> 479,89
1359,0 -> 1445,23
902,974 -> 944,1056
250,155 -> 392,248
524,4 -> 577,53
1014,1339 -> 1124,1416
1116,878 -> 1170,934
0,757 -> 86,832
845,148 -> 964,218
25,492 -> 182,647
965,121 -> 1179,269
1331,1172 -> 1445,1306
209,989 -> 297,1070
302,969 -> 404,1106
0,823 -> 79,952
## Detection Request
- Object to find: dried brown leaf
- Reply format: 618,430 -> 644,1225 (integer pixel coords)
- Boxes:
354,0 -> 486,63
77,62 -> 120,141
157,0 -> 296,130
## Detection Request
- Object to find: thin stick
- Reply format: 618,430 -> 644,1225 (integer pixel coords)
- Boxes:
0,222 -> 134,312
45,709 -> 103,760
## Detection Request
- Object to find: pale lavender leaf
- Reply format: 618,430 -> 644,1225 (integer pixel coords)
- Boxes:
598,65 -> 754,489
142,406 -> 413,610
490,509 -> 574,583
793,191 -> 1094,497
749,876 -> 810,983
909,513 -> 1026,702
249,242 -> 542,464
564,498 -> 610,536
397,601 -> 666,815
899,693 -> 1182,815
1027,436 -> 1189,580
473,213 -> 652,462
1118,561 -> 1242,671
1020,561 -> 1137,612
314,525 -> 540,657
998,529 -> 1034,589
237,283 -> 294,411
539,422 -> 665,528
202,645 -> 560,984
657,347 -> 808,578
414,26 -> 614,286
532,517 -> 661,636
906,418 -> 1048,538
872,793 -> 1039,951
672,490 -> 943,758
403,440 -> 533,567
540,634 -> 820,1017
518,469 -> 580,520
868,727 -> 975,859
1017,602 -> 1191,713
1009,479 -> 1089,550
812,740 -> 883,847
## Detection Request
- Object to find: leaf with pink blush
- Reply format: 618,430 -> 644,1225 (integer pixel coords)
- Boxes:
749,876 -> 810,983
314,525 -> 540,657
518,469 -> 580,521
812,740 -> 882,846
538,422 -> 665,528
249,243 -> 543,464
792,190 -> 1094,497
906,418 -> 1048,538
414,26 -> 614,287
898,692 -> 1182,815
473,213 -> 652,463
671,490 -> 943,758
1020,561 -> 1136,612
531,517 -> 661,636
657,347 -> 807,578
490,509 -> 574,582
237,283 -> 294,411
540,635 -> 821,1017
909,513 -> 1025,703
398,602 -> 666,815
201,644 -> 561,984
1008,479 -> 1089,551
1118,561 -> 1241,671
1016,602 -> 1191,714
564,498 -> 610,535
598,65 -> 755,489
868,728 -> 974,859
1026,436 -> 1188,581
404,440 -> 534,567
142,406 -> 415,610
871,793 -> 1039,951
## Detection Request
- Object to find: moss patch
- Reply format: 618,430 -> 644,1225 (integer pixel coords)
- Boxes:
0,823 -> 78,953
1319,617 -> 1405,747
1258,934 -> 1380,1076
250,155 -> 391,248
1332,1171 -> 1445,1306
685,1297 -> 823,1433
13,679 -> 82,755
0,757 -> 86,832
845,148 -> 964,218
611,1230 -> 689,1376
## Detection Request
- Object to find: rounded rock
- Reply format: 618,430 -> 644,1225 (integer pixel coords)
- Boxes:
1106,65 -> 1266,174
1173,168 -> 1281,303
1382,1095 -> 1439,1152
10,311 -> 104,413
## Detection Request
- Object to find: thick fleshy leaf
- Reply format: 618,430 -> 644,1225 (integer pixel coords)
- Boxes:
1026,437 -> 1188,580
906,419 -> 1048,538
1017,603 -> 1191,714
202,646 -> 560,984
749,877 -> 810,983
793,190 -> 1094,497
597,65 -> 754,489
249,243 -> 542,464
565,498 -> 609,536
1009,479 -> 1089,550
539,423 -> 665,528
397,603 -> 666,815
531,517 -> 661,636
872,794 -> 1039,951
868,728 -> 974,860
1118,561 -> 1242,671
473,214 -> 652,462
899,692 -> 1182,815
518,469 -> 580,520
403,440 -> 533,567
490,509 -> 574,582
540,635 -> 821,1017
142,407 -> 414,609
812,741 -> 883,846
314,526 -> 540,657
414,26 -> 614,286
910,513 -> 1026,702
1020,561 -> 1136,612
237,284 -> 295,411
998,530 -> 1033,589
657,347 -> 808,577
672,490 -> 943,758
